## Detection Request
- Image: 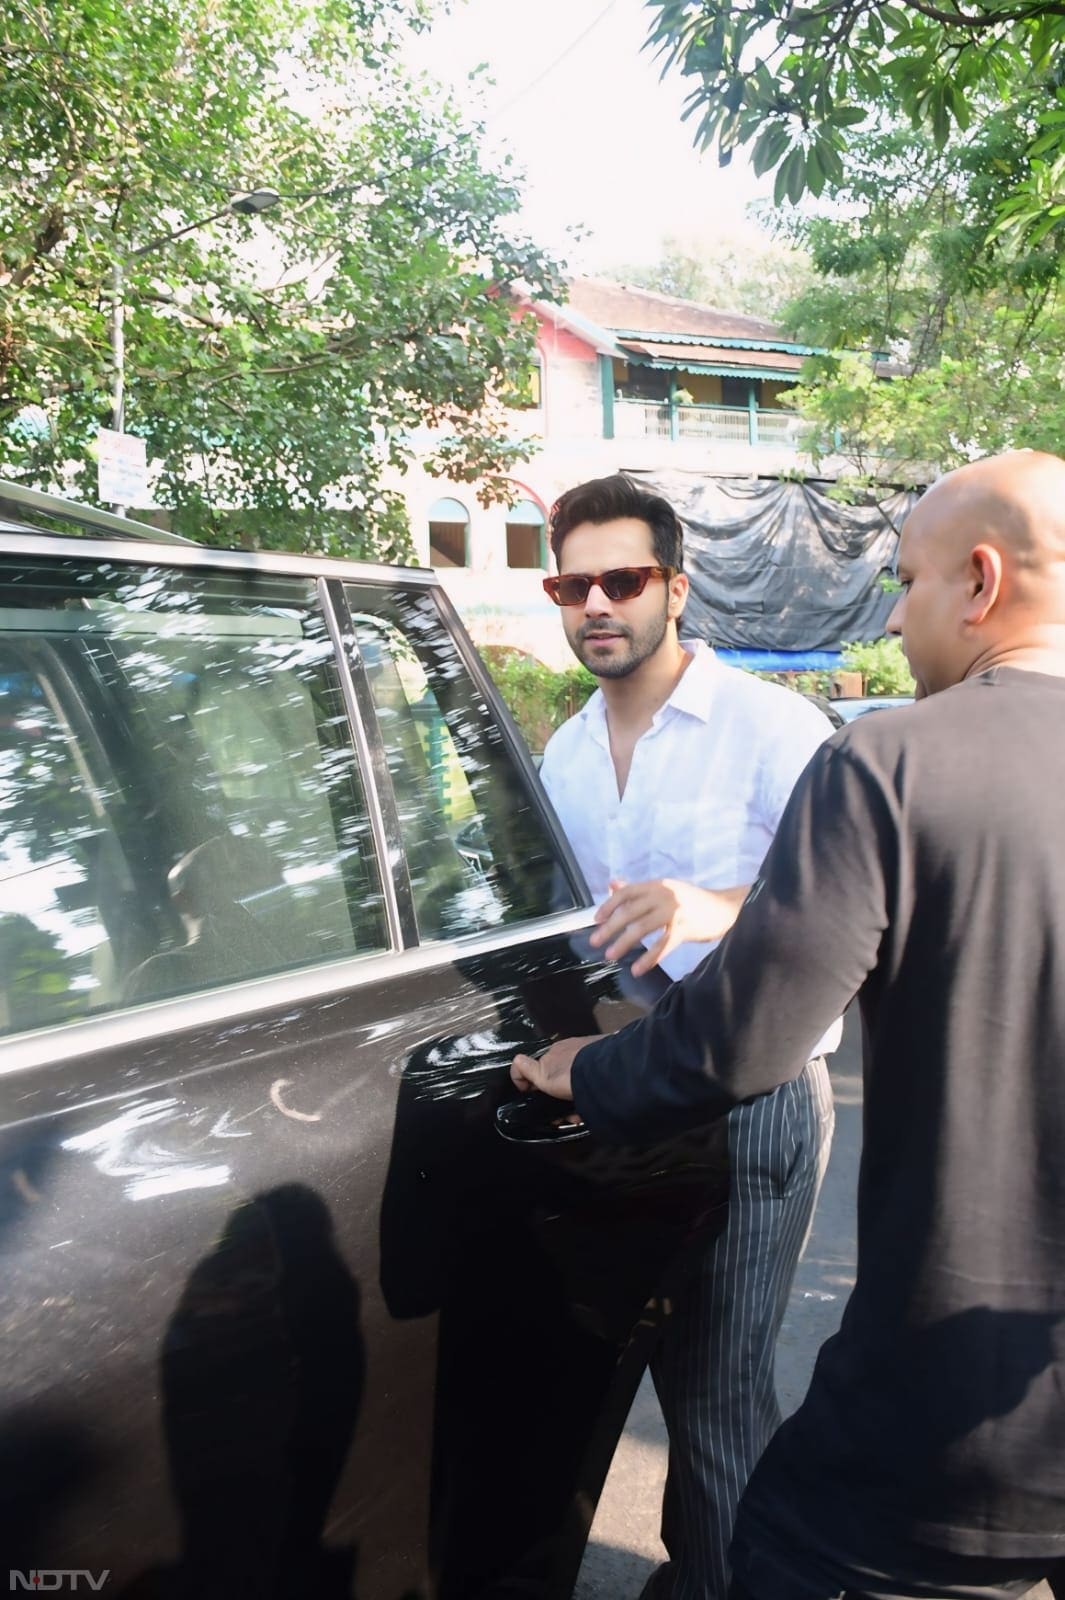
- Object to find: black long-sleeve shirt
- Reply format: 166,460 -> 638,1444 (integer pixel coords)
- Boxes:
572,667 -> 1065,1559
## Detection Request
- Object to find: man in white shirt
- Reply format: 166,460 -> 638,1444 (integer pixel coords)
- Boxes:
538,474 -> 838,1600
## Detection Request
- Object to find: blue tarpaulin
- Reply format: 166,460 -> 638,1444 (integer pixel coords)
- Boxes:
714,648 -> 843,672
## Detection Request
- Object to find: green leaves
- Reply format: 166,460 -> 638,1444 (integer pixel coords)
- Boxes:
646,0 -> 1065,234
841,637 -> 915,695
0,0 -> 562,555
611,230 -> 815,319
482,651 -> 596,755
771,110 -> 1065,487
753,121 -> 792,177
775,146 -> 807,204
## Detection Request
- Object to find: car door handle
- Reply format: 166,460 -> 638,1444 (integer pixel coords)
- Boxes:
495,1092 -> 589,1145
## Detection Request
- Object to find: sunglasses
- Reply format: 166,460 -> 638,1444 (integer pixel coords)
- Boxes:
542,565 -> 676,607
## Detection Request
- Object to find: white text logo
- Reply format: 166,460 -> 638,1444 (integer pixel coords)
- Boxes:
10,1575 -> 110,1592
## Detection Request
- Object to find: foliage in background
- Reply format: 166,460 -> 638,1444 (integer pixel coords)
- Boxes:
611,227 -> 814,320
482,648 -> 596,753
840,636 -> 915,696
647,2 -> 1065,486
770,122 -> 1065,485
755,667 -> 834,697
646,0 -> 1065,245
0,0 -> 562,558
484,640 -> 911,761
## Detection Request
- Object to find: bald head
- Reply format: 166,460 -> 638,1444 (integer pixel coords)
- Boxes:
887,450 -> 1065,698
914,450 -> 1065,578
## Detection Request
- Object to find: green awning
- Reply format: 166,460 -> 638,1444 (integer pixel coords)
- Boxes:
638,359 -> 801,382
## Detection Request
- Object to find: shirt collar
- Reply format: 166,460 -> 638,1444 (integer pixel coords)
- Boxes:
662,640 -> 718,724
577,639 -> 719,740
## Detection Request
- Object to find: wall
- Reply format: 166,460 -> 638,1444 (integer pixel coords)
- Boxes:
761,378 -> 800,409
537,320 -> 604,441
681,372 -> 724,404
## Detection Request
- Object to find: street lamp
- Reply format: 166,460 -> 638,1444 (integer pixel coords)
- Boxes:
108,188 -> 280,510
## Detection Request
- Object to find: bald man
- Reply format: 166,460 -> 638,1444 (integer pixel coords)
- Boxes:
513,450 -> 1065,1598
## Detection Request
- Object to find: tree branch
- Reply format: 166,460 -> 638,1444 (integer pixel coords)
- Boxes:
6,207 -> 67,289
788,0 -> 1065,30
899,0 -> 1065,26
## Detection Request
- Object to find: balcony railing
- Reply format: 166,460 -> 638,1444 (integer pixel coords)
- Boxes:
613,398 -> 804,448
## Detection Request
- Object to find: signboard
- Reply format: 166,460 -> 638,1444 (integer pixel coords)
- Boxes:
97,428 -> 147,506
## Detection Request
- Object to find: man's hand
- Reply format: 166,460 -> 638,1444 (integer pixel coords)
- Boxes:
511,1035 -> 599,1100
590,877 -> 748,976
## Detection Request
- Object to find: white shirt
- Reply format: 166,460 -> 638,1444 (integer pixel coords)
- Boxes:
541,641 -> 842,1051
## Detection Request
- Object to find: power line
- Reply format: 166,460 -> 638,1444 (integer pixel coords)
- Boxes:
124,1 -> 625,216
273,0 -> 624,205
488,0 -> 621,120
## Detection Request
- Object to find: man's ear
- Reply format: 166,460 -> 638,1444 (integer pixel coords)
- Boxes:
966,544 -> 1003,625
668,572 -> 689,618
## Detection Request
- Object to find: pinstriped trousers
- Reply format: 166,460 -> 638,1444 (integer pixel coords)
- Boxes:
646,1056 -> 836,1600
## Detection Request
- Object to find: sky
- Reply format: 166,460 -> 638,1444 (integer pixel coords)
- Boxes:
409,0 -> 774,274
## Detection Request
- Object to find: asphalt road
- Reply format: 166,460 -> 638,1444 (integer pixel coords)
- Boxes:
573,1007 -> 864,1599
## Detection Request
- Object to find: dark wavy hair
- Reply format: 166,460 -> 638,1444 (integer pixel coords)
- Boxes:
549,475 -> 684,570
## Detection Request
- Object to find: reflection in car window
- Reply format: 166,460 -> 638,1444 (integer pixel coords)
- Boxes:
0,558 -> 388,1037
345,585 -> 576,941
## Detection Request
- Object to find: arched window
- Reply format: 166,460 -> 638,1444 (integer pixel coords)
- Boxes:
428,497 -> 470,568
505,498 -> 546,570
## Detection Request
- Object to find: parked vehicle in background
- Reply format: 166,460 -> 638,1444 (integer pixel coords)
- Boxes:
826,695 -> 915,727
0,482 -> 726,1599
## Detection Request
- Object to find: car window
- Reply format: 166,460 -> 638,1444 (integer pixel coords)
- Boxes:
345,584 -> 577,940
0,557 -> 389,1037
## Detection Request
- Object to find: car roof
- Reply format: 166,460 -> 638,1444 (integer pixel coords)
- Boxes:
0,476 -> 437,587
831,696 -> 913,722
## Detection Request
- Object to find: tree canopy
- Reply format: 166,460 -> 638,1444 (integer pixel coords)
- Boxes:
646,1 -> 1065,240
773,118 -> 1065,485
611,226 -> 814,319
1,0 -> 560,557
643,1 -> 1065,483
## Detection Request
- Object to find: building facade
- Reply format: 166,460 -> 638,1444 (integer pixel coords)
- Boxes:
400,278 -> 846,666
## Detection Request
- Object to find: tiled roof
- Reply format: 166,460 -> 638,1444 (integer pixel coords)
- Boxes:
565,278 -> 787,344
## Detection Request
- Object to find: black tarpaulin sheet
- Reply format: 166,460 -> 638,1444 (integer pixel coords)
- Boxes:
622,469 -> 918,651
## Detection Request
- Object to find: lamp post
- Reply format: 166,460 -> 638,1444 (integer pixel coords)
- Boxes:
107,188 -> 280,511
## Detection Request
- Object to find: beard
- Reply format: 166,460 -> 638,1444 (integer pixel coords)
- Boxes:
572,604 -> 670,679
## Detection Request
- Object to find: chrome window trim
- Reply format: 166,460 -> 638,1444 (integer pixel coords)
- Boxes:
315,576 -> 406,952
0,906 -> 597,1077
325,580 -> 420,948
0,479 -> 194,544
0,530 -> 437,587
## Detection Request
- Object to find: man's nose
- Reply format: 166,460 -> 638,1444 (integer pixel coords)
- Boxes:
886,595 -> 904,635
583,580 -> 613,614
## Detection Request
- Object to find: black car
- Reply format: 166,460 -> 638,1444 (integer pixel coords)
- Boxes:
824,695 -> 914,727
0,484 -> 726,1599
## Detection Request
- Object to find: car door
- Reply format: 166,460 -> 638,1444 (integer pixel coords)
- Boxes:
336,576 -> 730,1600
0,540 -> 726,1600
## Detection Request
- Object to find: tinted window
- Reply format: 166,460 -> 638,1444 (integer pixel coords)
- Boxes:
345,585 -> 576,940
0,558 -> 388,1037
